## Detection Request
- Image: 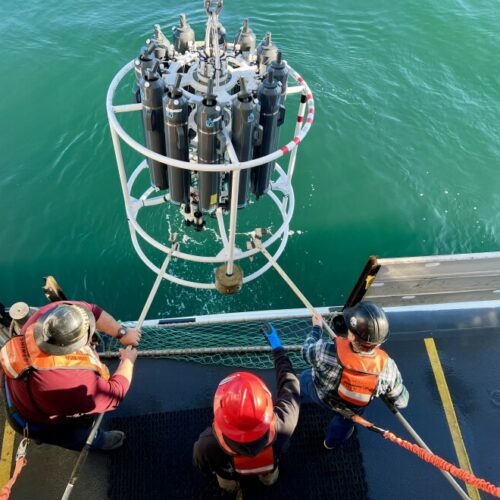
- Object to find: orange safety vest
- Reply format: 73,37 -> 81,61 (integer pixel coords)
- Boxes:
0,325 -> 110,381
335,337 -> 388,407
213,422 -> 277,475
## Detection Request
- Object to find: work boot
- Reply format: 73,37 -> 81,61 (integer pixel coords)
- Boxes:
258,466 -> 279,486
98,430 -> 126,450
216,475 -> 240,493
323,426 -> 354,450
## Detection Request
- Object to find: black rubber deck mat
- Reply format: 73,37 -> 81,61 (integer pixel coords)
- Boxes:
109,404 -> 369,499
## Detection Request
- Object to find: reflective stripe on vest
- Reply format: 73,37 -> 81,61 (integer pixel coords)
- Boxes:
335,337 -> 388,407
0,326 -> 110,380
233,446 -> 275,475
212,421 -> 276,475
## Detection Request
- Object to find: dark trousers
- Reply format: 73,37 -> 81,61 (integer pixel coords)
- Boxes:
300,369 -> 361,448
6,411 -> 106,451
2,377 -> 105,451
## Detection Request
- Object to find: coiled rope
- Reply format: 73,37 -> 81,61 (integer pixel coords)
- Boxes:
352,415 -> 500,498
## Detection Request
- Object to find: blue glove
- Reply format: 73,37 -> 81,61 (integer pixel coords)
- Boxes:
262,322 -> 282,350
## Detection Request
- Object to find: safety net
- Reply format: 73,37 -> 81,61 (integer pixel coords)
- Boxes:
100,313 -> 336,369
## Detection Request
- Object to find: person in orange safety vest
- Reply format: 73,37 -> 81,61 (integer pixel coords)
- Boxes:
0,301 -> 141,451
193,324 -> 300,495
301,301 -> 409,450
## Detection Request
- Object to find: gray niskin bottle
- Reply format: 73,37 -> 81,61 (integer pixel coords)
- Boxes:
267,51 -> 289,105
134,42 -> 157,102
256,32 -> 278,75
196,79 -> 223,212
252,71 -> 284,198
230,79 -> 263,208
140,61 -> 168,189
173,14 -> 195,54
163,74 -> 191,205
233,19 -> 256,59
150,24 -> 171,60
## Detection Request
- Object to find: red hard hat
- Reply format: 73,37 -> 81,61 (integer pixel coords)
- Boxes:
213,372 -> 274,443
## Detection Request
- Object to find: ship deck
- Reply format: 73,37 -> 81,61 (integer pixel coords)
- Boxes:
2,253 -> 500,498
2,301 -> 500,499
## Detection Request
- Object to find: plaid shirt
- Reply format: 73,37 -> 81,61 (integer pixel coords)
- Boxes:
302,326 -> 409,408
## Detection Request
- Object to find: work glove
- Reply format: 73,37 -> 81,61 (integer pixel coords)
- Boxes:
262,322 -> 282,350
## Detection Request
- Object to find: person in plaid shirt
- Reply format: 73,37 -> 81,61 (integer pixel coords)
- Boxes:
301,301 -> 409,449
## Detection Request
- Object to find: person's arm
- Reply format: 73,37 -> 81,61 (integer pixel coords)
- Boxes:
95,310 -> 141,347
88,348 -> 138,414
113,347 -> 138,384
193,427 -> 231,477
262,324 -> 300,437
272,348 -> 300,438
301,314 -> 327,366
380,358 -> 409,409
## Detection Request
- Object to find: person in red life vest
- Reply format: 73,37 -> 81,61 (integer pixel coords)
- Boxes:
301,301 -> 409,450
0,300 -> 141,451
193,324 -> 300,495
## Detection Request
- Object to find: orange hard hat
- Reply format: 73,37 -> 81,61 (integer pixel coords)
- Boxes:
213,372 -> 274,443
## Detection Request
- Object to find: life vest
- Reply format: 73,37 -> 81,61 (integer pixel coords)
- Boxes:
213,421 -> 277,475
0,325 -> 110,381
335,337 -> 388,407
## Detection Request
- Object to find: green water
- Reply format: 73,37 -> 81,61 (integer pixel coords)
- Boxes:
1,0 -> 499,320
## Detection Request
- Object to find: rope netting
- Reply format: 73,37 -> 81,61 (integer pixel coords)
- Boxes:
99,314 -> 331,369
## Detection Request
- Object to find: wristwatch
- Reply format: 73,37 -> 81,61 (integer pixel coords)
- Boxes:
117,325 -> 128,339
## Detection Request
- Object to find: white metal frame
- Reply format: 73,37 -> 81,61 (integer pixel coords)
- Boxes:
106,55 -> 315,289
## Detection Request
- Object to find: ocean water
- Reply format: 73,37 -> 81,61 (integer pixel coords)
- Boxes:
0,0 -> 499,320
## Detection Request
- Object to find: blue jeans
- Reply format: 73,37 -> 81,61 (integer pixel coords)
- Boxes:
300,369 -> 359,448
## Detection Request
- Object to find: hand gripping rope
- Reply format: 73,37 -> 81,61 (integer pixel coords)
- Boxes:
0,437 -> 29,500
351,413 -> 500,498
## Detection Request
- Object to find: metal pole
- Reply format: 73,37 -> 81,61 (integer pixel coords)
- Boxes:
109,127 -> 133,210
226,170 -> 240,276
254,238 -> 336,339
60,413 -> 104,500
287,91 -> 307,182
381,397 -> 470,500
136,242 -> 178,329
222,128 -> 241,277
100,343 -> 303,358
60,244 -> 177,500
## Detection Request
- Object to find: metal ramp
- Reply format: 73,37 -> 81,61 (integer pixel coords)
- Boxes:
364,252 -> 500,307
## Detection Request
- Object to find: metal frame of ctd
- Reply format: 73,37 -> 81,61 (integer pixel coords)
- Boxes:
106,51 -> 315,289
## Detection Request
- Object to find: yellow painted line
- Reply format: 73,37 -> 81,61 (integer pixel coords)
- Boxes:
0,421 -> 15,486
424,338 -> 481,500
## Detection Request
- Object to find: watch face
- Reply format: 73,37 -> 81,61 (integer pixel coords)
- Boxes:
118,327 -> 127,338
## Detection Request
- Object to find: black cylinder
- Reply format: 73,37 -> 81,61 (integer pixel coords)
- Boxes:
267,51 -> 289,105
234,19 -> 256,58
173,14 -> 195,54
140,63 -> 167,189
252,72 -> 282,197
230,79 -> 262,208
256,32 -> 278,76
195,80 -> 223,212
150,24 -> 170,61
163,74 -> 190,205
133,43 -> 157,103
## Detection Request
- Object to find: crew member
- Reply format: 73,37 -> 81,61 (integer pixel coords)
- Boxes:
301,301 -> 409,449
193,324 -> 300,494
0,300 -> 141,451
